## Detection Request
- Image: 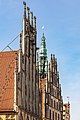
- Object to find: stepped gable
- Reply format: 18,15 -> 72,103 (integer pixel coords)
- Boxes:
0,51 -> 18,111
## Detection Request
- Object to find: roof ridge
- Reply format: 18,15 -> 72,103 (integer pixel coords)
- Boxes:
0,50 -> 19,54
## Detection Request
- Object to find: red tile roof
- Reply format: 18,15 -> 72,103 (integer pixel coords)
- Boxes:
0,51 -> 18,111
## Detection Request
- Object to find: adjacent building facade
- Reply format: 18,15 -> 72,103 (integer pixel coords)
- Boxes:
0,2 -> 70,120
63,102 -> 70,120
39,32 -> 63,120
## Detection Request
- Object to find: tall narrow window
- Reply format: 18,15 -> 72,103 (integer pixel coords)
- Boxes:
50,110 -> 51,119
53,111 -> 54,120
55,112 -> 57,120
58,114 -> 59,120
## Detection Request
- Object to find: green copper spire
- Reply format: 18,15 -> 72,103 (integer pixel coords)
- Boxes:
39,32 -> 48,78
40,33 -> 47,57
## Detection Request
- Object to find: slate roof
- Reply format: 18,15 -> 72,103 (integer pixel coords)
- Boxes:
0,51 -> 18,111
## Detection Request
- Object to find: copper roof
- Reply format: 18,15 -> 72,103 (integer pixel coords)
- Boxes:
0,51 -> 18,111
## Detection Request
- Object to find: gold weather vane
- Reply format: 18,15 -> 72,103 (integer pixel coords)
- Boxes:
42,26 -> 44,33
67,96 -> 70,102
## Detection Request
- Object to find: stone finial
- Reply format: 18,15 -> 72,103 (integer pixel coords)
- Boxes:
27,7 -> 30,21
23,1 -> 26,19
51,54 -> 52,60
30,12 -> 33,27
34,16 -> 36,29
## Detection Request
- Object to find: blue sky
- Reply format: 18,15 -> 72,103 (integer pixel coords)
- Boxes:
0,0 -> 80,119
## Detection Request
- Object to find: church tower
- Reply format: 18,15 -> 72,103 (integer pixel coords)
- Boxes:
39,32 -> 63,120
39,33 -> 48,119
39,32 -> 48,79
